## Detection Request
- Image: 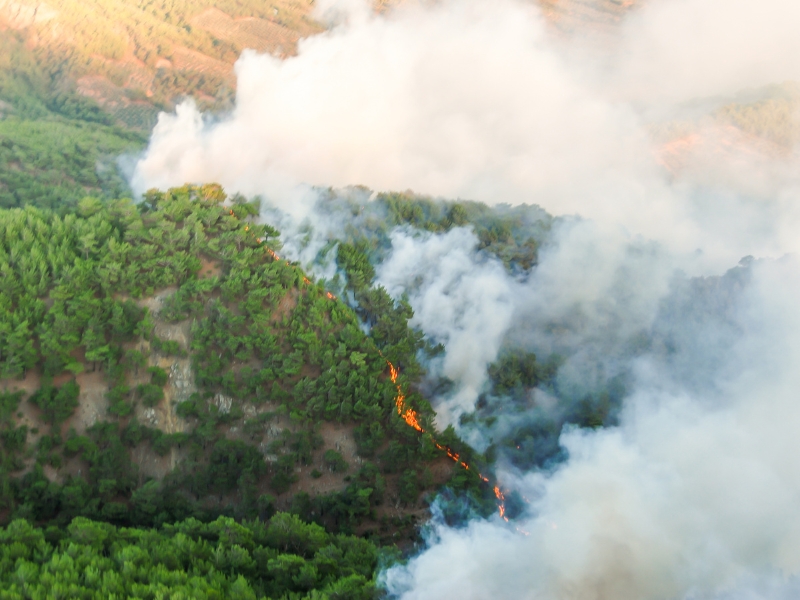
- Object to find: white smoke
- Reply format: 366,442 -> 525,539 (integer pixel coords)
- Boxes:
610,0 -> 800,105
133,0 -> 800,262
133,0 -> 663,247
385,257 -> 800,599
130,0 -> 800,597
375,219 -> 682,428
376,227 -> 519,424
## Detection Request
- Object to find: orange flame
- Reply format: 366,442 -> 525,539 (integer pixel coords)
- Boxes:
386,358 -> 507,516
388,360 -> 423,432
228,207 -> 509,519
494,486 -> 509,522
230,208 -> 338,300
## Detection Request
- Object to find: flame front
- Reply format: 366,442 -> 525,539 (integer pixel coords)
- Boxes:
387,357 -> 510,519
388,361 -> 423,433
494,486 -> 509,522
233,208 -> 337,300
231,208 -> 511,519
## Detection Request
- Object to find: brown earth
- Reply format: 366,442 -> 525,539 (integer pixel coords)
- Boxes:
271,288 -> 299,324
198,256 -> 222,279
0,0 -> 648,128
170,46 -> 235,82
191,7 -> 311,58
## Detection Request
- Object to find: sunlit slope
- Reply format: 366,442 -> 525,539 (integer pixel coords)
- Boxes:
0,33 -> 145,210
653,82 -> 800,179
0,0 -> 321,120
537,0 -> 640,33
0,185 -> 491,538
0,0 -> 642,121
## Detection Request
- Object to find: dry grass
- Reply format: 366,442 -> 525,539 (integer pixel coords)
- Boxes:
191,7 -> 316,57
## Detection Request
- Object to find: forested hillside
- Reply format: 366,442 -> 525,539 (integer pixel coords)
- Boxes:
0,33 -> 145,211
0,185 -> 493,563
0,0 -> 320,212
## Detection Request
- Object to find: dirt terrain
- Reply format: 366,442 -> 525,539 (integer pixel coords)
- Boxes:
191,7 -> 310,58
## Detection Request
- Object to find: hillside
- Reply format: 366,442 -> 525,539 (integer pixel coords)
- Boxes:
0,185 -> 493,548
0,0 -> 321,118
2,0 -> 796,213
0,0 -> 323,211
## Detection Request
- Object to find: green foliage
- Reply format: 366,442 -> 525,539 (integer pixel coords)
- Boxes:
337,241 -> 375,291
398,469 -> 419,506
487,351 -> 560,397
206,439 -> 267,494
137,383 -> 164,407
148,365 -> 169,386
0,35 -> 144,212
28,380 -> 80,426
323,450 -> 348,473
0,185 -> 466,546
314,187 -> 552,273
0,117 -> 140,211
0,514 -> 379,598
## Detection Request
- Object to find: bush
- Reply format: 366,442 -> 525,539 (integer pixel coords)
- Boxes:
323,450 -> 348,473
148,365 -> 168,386
29,380 -> 80,426
137,384 -> 164,407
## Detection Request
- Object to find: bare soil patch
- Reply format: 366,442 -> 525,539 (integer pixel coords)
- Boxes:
271,288 -> 298,324
171,46 -> 234,81
198,257 -> 222,279
61,370 -> 109,437
192,7 -> 305,56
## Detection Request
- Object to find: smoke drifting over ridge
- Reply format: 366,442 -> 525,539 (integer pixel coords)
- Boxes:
385,256 -> 800,600
133,0 -> 800,260
132,0 -> 800,598
376,227 -> 519,422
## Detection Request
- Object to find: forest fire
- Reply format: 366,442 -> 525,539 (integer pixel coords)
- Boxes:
234,208 -> 338,299
386,357 -> 509,520
494,486 -> 509,522
234,208 -> 508,520
387,361 -> 423,433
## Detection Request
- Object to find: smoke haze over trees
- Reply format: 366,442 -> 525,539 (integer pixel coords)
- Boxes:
3,0 -> 800,597
130,0 -> 800,598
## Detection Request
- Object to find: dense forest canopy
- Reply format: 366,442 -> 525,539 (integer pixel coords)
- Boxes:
0,514 -> 380,598
0,185 -> 508,596
3,0 -> 799,597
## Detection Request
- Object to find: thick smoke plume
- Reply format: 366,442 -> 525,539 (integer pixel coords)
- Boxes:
376,227 -> 519,423
132,0 -> 800,597
133,0 -> 800,261
385,257 -> 800,600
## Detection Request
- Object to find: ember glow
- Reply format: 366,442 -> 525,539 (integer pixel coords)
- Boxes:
386,356 -> 509,519
234,207 -> 338,298
236,206 -> 509,516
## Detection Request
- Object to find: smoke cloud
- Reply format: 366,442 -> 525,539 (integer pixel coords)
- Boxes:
131,0 -> 800,597
133,0 -> 800,261
134,0 -> 660,243
385,257 -> 800,600
376,227 -> 519,423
